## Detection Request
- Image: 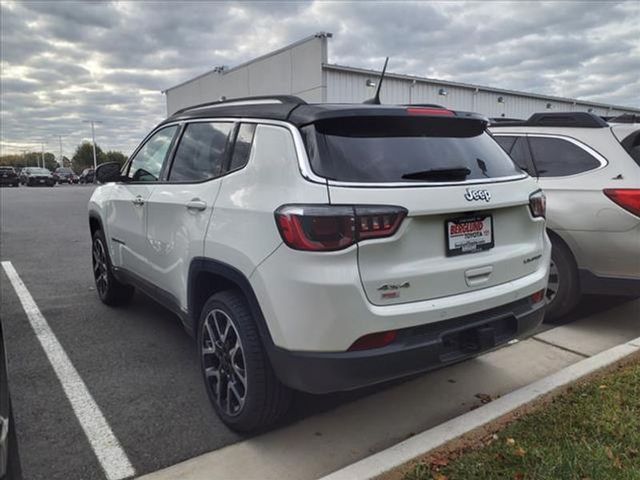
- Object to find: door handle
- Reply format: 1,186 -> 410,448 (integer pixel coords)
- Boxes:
132,195 -> 144,206
186,199 -> 207,211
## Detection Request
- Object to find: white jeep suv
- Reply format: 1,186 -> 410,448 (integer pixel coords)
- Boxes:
491,112 -> 640,321
89,97 -> 550,431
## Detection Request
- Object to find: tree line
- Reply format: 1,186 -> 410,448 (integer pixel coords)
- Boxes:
0,142 -> 127,172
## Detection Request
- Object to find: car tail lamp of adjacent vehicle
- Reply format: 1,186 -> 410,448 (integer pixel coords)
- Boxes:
604,189 -> 640,218
528,190 -> 546,218
275,205 -> 408,251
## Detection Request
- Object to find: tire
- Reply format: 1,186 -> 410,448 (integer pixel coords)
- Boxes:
198,290 -> 291,432
545,236 -> 580,322
91,229 -> 134,306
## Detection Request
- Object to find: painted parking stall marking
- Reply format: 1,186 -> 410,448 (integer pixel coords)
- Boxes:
1,261 -> 135,480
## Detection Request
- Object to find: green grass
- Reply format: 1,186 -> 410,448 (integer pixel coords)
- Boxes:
404,359 -> 640,480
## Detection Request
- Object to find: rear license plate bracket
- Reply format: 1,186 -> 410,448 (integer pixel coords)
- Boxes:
445,214 -> 494,256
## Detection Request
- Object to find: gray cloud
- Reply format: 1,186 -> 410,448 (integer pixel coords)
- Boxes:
1,0 -> 638,158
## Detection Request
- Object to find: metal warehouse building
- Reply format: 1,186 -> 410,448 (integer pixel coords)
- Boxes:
163,32 -> 640,118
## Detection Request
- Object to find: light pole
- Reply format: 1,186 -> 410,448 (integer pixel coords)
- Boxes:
83,120 -> 103,170
41,143 -> 45,169
59,135 -> 64,167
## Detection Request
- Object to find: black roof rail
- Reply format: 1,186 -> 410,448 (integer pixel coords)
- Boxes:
172,95 -> 307,117
489,117 -> 525,124
608,113 -> 640,124
490,112 -> 608,128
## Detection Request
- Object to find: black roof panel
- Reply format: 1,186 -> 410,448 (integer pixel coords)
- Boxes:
161,96 -> 488,128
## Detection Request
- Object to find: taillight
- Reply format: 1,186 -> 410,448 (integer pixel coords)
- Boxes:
604,189 -> 640,217
348,330 -> 398,351
529,190 -> 546,218
274,205 -> 407,251
406,107 -> 455,116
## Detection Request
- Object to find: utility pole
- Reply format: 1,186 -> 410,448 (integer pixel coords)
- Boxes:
83,120 -> 102,171
59,135 -> 64,167
41,143 -> 45,169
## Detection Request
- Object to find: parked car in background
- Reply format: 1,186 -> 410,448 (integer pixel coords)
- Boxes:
89,96 -> 550,431
78,168 -> 94,184
53,167 -> 78,184
19,167 -> 55,187
0,166 -> 19,187
491,112 -> 640,321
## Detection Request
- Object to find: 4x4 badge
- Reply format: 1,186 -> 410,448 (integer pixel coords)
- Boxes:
464,188 -> 491,202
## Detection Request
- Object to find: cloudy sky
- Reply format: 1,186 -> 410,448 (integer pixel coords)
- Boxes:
1,0 -> 639,159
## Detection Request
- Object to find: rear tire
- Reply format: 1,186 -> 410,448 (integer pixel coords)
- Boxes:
92,229 -> 134,306
545,236 -> 580,322
198,290 -> 291,432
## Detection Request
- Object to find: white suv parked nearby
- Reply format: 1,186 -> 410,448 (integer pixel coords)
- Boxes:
89,97 -> 550,431
491,113 -> 640,321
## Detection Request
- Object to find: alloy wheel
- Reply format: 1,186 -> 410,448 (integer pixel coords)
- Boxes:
546,258 -> 560,303
201,309 -> 247,417
92,238 -> 109,297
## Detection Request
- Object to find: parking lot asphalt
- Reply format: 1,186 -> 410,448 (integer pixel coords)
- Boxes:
1,185 -> 638,480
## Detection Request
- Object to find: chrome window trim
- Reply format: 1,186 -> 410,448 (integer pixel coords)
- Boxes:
127,117 -> 531,188
492,132 -> 609,178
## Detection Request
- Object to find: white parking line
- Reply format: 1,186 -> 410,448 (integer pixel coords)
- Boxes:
1,261 -> 135,480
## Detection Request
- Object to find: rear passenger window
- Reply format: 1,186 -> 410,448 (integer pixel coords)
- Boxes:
169,122 -> 233,182
494,136 -> 516,153
529,137 -> 601,177
229,123 -> 256,171
509,137 -> 533,174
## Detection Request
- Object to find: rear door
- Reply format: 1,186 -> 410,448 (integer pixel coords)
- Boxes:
144,120 -> 238,310
303,115 -> 545,306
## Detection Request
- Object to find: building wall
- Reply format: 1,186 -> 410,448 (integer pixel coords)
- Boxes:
165,34 -> 329,115
325,66 -> 637,118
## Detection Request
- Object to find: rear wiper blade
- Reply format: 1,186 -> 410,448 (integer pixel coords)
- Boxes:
401,167 -> 471,181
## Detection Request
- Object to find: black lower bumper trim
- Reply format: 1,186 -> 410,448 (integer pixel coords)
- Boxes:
579,269 -> 640,297
268,298 -> 545,394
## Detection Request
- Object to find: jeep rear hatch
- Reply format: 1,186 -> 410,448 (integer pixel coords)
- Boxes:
301,113 -> 544,306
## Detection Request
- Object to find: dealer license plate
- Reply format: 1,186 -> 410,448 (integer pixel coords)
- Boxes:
446,215 -> 494,256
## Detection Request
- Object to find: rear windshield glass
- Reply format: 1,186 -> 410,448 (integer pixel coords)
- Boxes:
302,117 -> 523,183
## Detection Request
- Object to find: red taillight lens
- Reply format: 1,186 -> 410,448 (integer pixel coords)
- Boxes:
275,205 -> 407,251
406,107 -> 455,117
529,190 -> 546,218
604,189 -> 640,217
531,289 -> 545,304
348,330 -> 398,351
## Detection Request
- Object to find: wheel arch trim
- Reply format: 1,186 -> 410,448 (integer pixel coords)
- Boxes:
188,257 -> 276,348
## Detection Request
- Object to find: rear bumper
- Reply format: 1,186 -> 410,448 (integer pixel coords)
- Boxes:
268,297 -> 545,394
579,269 -> 640,297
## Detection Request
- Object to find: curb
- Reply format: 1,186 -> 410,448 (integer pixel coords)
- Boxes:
319,335 -> 640,480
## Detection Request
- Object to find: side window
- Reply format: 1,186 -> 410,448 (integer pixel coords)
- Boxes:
620,130 -> 640,167
494,136 -> 516,153
509,137 -> 533,174
229,123 -> 256,172
529,137 -> 601,177
128,126 -> 178,182
494,136 -> 531,174
169,122 -> 233,182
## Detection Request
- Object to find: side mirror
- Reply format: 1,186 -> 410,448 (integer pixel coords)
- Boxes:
95,162 -> 124,184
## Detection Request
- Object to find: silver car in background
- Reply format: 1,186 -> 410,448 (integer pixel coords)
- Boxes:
491,112 -> 640,321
